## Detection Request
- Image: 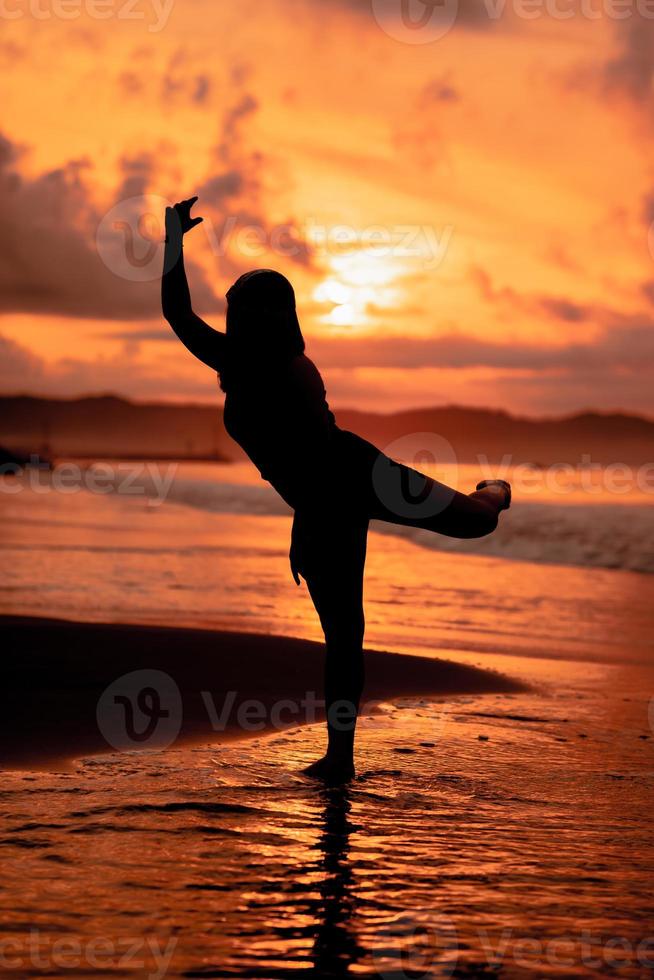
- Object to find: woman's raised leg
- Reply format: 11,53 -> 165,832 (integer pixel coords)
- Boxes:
367,448 -> 507,538
330,430 -> 507,539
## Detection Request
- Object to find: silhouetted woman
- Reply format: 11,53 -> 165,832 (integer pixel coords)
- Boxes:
162,197 -> 511,783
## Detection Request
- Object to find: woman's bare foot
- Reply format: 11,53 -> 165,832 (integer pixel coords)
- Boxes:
302,754 -> 355,784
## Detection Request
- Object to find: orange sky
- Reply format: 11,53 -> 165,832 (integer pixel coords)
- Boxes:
1,0 -> 653,415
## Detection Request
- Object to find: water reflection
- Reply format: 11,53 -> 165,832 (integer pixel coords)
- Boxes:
1,682 -> 653,980
310,787 -> 363,977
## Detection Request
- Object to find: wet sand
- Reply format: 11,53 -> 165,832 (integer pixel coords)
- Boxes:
1,656 -> 652,979
1,615 -> 523,770
2,478 -> 653,976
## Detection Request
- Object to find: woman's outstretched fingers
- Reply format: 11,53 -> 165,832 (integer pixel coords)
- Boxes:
171,197 -> 204,235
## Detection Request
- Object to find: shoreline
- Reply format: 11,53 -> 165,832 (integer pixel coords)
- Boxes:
2,615 -> 525,771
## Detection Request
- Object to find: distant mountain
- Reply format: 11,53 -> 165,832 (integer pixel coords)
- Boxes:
335,406 -> 654,466
1,395 -> 652,465
0,395 -> 234,462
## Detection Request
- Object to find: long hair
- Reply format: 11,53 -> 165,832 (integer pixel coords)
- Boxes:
220,269 -> 305,391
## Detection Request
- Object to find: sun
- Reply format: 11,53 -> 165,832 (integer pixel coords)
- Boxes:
313,252 -> 405,329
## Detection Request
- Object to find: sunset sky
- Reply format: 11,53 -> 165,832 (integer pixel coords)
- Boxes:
1,0 -> 653,415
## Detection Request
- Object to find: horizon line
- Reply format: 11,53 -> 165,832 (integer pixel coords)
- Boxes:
2,391 -> 654,426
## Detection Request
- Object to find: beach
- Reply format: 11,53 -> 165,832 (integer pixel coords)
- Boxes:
1,630 -> 652,978
1,616 -> 522,770
1,467 -> 653,977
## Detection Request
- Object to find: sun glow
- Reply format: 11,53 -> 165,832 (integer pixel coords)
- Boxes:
313,251 -> 405,328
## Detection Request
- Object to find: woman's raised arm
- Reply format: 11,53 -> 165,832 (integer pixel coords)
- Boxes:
161,197 -> 226,372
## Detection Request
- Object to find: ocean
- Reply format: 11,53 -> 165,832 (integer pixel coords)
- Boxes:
2,459 -> 653,663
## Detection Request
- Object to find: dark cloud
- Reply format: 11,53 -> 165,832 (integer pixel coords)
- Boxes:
470,362 -> 654,417
98,264 -> 652,378
471,266 -> 591,323
161,71 -> 212,106
116,48 -> 213,106
0,136 -> 220,320
118,72 -> 144,97
5,306 -> 653,412
0,331 -> 219,402
0,334 -> 46,390
157,46 -> 214,107
194,93 -> 315,271
200,172 -> 244,207
116,153 -> 154,201
320,0 -> 495,29
100,328 -> 182,343
544,244 -> 583,275
420,76 -> 459,104
539,297 -> 588,323
0,41 -> 26,66
602,21 -> 654,103
192,75 -> 211,105
215,94 -> 259,163
642,191 -> 654,226
0,79 -> 316,320
641,280 -> 654,305
307,317 -> 654,372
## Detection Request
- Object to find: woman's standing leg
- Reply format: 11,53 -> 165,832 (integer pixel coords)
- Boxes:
291,515 -> 369,782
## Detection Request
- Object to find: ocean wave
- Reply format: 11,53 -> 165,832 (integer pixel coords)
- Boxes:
125,471 -> 654,575
370,502 -> 654,575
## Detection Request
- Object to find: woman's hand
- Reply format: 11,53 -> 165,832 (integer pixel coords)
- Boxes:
289,510 -> 321,586
165,196 -> 203,243
290,517 -> 307,586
